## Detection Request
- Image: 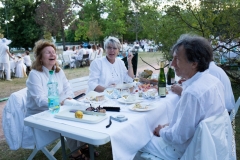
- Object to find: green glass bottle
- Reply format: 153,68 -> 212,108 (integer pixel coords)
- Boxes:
158,61 -> 166,98
167,61 -> 172,85
170,65 -> 175,85
167,61 -> 175,85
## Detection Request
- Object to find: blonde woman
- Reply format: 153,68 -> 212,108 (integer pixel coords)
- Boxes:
25,39 -> 91,160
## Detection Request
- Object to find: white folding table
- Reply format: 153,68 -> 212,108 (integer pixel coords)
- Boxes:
24,92 -> 179,160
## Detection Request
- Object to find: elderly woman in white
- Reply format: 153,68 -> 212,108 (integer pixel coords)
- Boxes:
88,36 -> 134,92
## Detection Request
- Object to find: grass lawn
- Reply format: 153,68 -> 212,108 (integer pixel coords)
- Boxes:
0,51 -> 239,159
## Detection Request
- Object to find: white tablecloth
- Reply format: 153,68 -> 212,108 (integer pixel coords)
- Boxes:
29,92 -> 180,160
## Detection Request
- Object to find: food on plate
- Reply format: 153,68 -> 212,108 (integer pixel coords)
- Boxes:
133,103 -> 149,109
138,83 -> 151,92
140,69 -> 153,78
75,110 -> 83,119
90,95 -> 105,101
99,109 -> 106,113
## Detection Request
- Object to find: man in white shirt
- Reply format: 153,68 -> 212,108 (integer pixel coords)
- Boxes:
0,38 -> 15,81
139,34 -> 226,159
171,60 -> 235,113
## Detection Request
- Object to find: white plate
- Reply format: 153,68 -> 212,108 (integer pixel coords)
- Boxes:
117,98 -> 142,104
128,103 -> 157,112
54,109 -> 107,124
84,91 -> 106,103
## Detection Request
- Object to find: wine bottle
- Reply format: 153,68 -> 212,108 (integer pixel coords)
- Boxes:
170,65 -> 175,85
158,61 -> 166,98
167,61 -> 172,85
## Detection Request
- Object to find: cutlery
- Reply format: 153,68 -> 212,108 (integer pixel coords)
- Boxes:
106,117 -> 112,128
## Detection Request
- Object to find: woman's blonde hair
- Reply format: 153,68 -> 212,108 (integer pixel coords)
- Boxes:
32,39 -> 60,72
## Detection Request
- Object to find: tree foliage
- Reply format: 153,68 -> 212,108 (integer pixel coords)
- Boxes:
0,0 -> 42,49
35,0 -> 76,48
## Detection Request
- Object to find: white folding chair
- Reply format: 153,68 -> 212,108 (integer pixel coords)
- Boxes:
230,97 -> 240,122
2,88 -> 62,160
62,54 -> 76,69
141,110 -> 236,160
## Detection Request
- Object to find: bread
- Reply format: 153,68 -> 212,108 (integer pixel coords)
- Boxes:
75,110 -> 83,119
95,95 -> 105,101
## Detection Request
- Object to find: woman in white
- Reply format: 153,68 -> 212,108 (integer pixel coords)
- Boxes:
89,44 -> 97,64
96,44 -> 103,58
26,39 -> 92,160
88,36 -> 134,92
15,53 -> 27,78
23,51 -> 32,75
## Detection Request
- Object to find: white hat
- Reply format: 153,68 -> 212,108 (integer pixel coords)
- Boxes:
2,38 -> 12,45
16,53 -> 22,58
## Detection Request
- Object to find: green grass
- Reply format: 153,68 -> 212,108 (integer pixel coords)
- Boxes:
0,51 -> 239,159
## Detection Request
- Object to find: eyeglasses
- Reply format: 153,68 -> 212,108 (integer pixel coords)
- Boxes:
107,46 -> 118,50
86,105 -> 104,112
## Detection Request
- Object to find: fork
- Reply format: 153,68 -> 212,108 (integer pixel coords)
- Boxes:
106,116 -> 112,128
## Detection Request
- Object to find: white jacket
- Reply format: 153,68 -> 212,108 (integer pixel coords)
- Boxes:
181,109 -> 236,160
2,88 -> 35,150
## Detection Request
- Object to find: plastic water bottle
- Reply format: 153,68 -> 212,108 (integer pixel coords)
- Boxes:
47,70 -> 60,113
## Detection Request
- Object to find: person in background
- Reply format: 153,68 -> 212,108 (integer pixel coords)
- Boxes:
15,53 -> 27,78
97,44 -> 103,58
139,34 -> 226,159
75,44 -> 86,67
25,39 -> 91,160
23,50 -> 32,76
88,36 -> 134,92
0,38 -> 15,81
86,45 -> 92,66
171,56 -> 235,113
89,44 -> 97,64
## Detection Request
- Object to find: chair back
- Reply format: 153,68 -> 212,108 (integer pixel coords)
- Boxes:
181,109 -> 236,160
62,54 -> 71,64
230,97 -> 240,122
2,88 -> 35,150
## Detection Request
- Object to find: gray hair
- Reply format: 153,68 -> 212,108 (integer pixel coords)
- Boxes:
171,34 -> 212,72
104,36 -> 121,50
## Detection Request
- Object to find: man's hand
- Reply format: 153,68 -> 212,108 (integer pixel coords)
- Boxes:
171,84 -> 183,96
153,124 -> 169,137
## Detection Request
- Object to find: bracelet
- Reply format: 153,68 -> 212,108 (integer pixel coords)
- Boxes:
128,65 -> 133,68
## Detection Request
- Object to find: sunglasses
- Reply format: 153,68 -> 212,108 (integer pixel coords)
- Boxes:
86,104 -> 104,112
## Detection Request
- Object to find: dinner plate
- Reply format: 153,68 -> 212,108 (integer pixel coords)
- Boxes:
117,98 -> 142,104
128,103 -> 157,112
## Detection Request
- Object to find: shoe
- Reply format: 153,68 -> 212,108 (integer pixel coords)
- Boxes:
6,79 -> 12,81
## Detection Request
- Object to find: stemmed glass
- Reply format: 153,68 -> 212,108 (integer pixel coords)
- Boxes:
121,88 -> 130,105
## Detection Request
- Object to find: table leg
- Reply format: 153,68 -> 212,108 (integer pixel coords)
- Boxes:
89,144 -> 95,160
61,135 -> 67,160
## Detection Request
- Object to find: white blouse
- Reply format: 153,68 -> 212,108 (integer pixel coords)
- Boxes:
88,56 -> 133,92
26,66 -> 74,116
160,71 -> 225,154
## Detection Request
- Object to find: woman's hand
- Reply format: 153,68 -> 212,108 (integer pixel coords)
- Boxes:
127,52 -> 133,63
61,97 -> 72,105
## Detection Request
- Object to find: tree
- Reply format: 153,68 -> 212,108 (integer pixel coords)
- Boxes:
87,18 -> 103,44
35,0 -> 76,49
103,0 -> 127,37
0,0 -> 42,49
158,0 -> 240,83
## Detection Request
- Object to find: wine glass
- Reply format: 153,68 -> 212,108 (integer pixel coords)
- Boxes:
120,88 -> 130,105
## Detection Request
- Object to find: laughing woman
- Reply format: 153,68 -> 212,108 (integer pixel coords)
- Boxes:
25,39 -> 90,160
88,36 -> 135,92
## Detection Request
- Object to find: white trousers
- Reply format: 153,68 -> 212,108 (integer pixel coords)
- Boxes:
0,62 -> 11,80
140,136 -> 183,160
